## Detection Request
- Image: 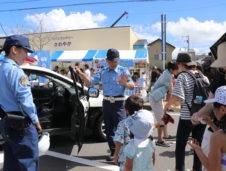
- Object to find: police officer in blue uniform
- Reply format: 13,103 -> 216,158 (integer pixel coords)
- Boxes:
75,48 -> 134,161
0,35 -> 42,171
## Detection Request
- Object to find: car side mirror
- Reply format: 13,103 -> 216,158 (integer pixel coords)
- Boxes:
48,81 -> 54,88
88,88 -> 99,98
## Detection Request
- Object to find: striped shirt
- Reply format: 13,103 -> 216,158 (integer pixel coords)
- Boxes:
172,71 -> 195,120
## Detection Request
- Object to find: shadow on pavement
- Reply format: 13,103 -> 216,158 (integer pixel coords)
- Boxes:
77,155 -> 107,161
49,134 -> 104,154
164,135 -> 176,141
159,150 -> 193,158
40,155 -> 89,171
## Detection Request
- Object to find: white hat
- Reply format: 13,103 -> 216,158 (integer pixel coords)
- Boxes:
129,110 -> 155,143
211,42 -> 226,68
204,86 -> 226,105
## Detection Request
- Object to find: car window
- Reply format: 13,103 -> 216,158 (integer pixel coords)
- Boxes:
26,72 -> 70,88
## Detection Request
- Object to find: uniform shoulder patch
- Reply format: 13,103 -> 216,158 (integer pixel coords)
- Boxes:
19,76 -> 27,87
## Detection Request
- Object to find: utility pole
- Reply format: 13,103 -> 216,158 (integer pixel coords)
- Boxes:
185,35 -> 190,52
161,14 -> 166,70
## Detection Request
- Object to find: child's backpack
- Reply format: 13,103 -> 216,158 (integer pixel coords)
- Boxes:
182,70 -> 210,115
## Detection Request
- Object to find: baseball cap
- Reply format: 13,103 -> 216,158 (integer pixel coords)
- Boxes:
106,48 -> 120,62
176,53 -> 196,66
204,86 -> 226,105
129,110 -> 155,146
1,35 -> 33,53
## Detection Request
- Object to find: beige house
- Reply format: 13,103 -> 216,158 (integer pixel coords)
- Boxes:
0,26 -> 139,53
23,26 -> 138,53
148,39 -> 175,69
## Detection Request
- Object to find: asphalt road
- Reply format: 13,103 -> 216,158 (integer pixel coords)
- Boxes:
0,110 -> 195,171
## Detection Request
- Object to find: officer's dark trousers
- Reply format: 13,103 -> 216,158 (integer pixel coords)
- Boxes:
175,119 -> 206,171
103,100 -> 126,155
0,119 -> 39,171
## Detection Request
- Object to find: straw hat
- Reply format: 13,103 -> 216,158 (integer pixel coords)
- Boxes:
211,42 -> 226,68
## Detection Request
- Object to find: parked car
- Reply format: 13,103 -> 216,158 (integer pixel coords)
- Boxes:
21,65 -> 106,149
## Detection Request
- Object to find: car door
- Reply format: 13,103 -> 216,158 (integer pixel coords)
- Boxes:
24,66 -> 88,152
69,66 -> 86,153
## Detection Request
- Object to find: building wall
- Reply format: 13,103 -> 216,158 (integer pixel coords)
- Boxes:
130,28 -> 138,48
24,26 -> 138,53
148,40 -> 175,69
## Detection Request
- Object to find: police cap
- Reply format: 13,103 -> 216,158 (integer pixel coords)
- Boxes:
2,35 -> 33,53
106,48 -> 120,62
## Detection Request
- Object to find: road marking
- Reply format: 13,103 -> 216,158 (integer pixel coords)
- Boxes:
0,151 -> 193,171
46,151 -> 119,171
0,151 -> 119,171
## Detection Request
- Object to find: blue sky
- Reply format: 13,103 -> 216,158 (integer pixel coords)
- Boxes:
0,0 -> 226,55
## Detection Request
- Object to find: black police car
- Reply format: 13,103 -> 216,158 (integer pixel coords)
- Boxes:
20,65 -> 106,149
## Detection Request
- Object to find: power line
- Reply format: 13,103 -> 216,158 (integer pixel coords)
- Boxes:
1,0 -> 51,4
0,0 -> 172,12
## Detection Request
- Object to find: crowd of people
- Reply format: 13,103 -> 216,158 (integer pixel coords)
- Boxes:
0,34 -> 226,171
73,41 -> 226,171
53,62 -> 95,79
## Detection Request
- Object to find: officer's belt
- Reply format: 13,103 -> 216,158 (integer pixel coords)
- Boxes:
5,112 -> 25,120
103,96 -> 125,103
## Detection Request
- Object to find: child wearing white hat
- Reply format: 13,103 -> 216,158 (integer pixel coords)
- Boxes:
114,95 -> 144,171
188,86 -> 226,171
124,109 -> 156,171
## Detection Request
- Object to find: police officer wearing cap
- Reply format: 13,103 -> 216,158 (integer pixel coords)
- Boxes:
0,35 -> 42,171
75,48 -> 134,161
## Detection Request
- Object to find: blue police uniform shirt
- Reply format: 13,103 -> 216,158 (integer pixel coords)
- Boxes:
90,65 -> 132,96
0,57 -> 39,124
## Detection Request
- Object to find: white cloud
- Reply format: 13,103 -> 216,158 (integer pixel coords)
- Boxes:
25,9 -> 107,32
166,17 -> 226,46
133,17 -> 226,54
132,25 -> 159,43
136,32 -> 159,42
